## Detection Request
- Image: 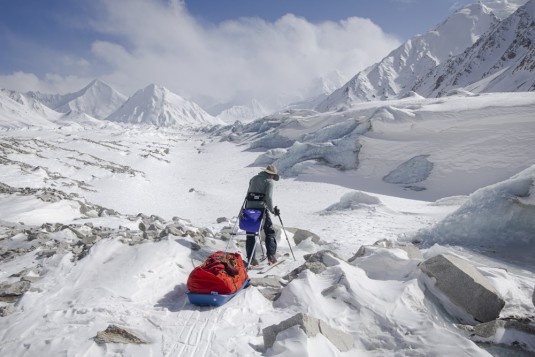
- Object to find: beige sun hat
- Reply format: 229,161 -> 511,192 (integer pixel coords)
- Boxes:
264,165 -> 280,181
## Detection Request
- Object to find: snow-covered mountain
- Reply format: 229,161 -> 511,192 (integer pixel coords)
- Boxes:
106,84 -> 222,127
211,72 -> 347,123
28,79 -> 127,119
216,99 -> 270,124
316,0 -> 531,112
0,89 -> 59,130
413,0 -> 535,96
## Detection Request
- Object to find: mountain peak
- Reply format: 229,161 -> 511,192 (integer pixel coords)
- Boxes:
106,84 -> 222,127
315,1 -> 501,112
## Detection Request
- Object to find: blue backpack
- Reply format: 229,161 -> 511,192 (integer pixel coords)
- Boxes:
239,209 -> 264,232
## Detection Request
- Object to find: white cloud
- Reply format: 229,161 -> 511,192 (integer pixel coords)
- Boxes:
2,0 -> 401,109
0,71 -> 94,94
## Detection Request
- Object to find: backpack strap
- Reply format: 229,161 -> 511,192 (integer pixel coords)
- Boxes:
246,192 -> 265,202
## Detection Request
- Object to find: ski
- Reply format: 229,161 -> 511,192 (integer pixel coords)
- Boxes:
256,258 -> 285,274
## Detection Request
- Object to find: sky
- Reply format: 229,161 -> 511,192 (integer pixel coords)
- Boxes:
0,0 -> 475,106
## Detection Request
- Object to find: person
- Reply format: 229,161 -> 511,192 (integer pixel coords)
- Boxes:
245,165 -> 280,266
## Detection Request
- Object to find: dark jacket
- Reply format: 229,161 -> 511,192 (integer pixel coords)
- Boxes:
246,171 -> 275,213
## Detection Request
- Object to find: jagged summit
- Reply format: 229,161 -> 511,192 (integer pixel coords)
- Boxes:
106,84 -> 222,127
28,79 -> 127,119
413,0 -> 535,95
315,3 -> 499,112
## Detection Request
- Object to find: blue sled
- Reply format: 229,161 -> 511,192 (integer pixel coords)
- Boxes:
187,279 -> 250,306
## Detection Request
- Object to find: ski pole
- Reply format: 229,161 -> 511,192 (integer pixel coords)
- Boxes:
225,196 -> 247,253
276,214 -> 296,261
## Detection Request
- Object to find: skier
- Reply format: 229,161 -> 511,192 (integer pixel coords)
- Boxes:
245,165 -> 280,266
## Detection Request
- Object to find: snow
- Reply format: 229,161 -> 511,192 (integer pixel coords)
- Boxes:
1,90 -> 534,357
106,84 -> 223,127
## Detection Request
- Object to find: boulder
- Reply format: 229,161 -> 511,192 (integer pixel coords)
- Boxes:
419,254 -> 505,323
249,277 -> 282,289
263,313 -> 353,352
283,250 -> 341,282
349,239 -> 423,262
291,228 -> 320,245
94,324 -> 148,345
471,318 -> 535,352
0,304 -> 14,317
0,281 -> 31,303
259,288 -> 282,301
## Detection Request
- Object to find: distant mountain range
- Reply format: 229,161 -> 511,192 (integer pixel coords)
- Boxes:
316,0 -> 534,112
0,81 -> 221,129
1,0 -> 533,128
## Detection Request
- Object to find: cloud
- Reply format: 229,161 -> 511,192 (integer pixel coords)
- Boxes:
2,0 -> 401,110
0,71 -> 93,94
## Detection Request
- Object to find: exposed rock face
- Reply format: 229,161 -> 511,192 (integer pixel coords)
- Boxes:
263,313 -> 354,352
0,281 -> 31,303
419,254 -> 505,323
94,324 -> 148,344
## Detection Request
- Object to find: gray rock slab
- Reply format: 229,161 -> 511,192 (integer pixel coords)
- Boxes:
249,277 -> 282,288
94,324 -> 148,344
292,229 -> 321,245
0,281 -> 31,302
258,287 -> 282,301
473,319 -> 535,338
263,313 -> 353,352
420,254 -> 505,323
349,240 -> 423,262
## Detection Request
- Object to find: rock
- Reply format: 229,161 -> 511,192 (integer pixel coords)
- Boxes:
349,239 -> 423,262
94,324 -> 148,345
259,287 -> 282,301
471,318 -> 535,352
0,304 -> 14,317
219,226 -> 233,241
216,217 -> 228,223
283,262 -> 326,282
36,249 -> 56,258
283,251 -> 340,282
0,281 -> 31,302
263,313 -> 353,352
419,254 -> 505,323
250,277 -> 282,288
190,242 -> 201,251
291,229 -> 321,245
80,235 -> 99,245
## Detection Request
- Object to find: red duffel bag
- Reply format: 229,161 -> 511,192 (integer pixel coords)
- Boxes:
187,251 -> 248,295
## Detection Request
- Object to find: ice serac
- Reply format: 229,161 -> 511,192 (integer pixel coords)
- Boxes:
106,84 -> 222,127
414,0 -> 535,96
316,3 -> 499,111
